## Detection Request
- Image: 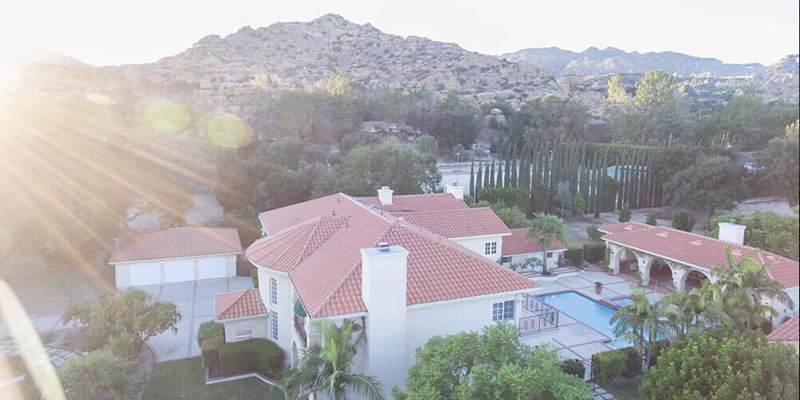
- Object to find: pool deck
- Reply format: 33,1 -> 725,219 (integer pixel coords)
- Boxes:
520,269 -> 663,378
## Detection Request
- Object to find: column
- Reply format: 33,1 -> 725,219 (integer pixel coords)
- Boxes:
668,262 -> 688,292
637,254 -> 653,287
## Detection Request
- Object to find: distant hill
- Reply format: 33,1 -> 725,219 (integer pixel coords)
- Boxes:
501,46 -> 766,77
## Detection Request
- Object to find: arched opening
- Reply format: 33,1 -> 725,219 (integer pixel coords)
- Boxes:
617,249 -> 638,274
648,259 -> 673,290
235,321 -> 252,341
683,270 -> 709,292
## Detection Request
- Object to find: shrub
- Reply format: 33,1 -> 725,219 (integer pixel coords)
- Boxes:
591,348 -> 627,382
107,331 -> 137,360
646,212 -> 657,225
218,338 -> 284,379
582,242 -> 606,263
621,347 -> 642,378
586,224 -> 602,241
559,358 -> 586,378
671,209 -> 696,232
572,192 -> 586,216
564,247 -> 583,266
197,321 -> 225,348
618,203 -> 631,222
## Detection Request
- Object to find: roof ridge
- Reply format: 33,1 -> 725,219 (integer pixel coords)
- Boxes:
400,206 -> 491,215
217,290 -> 247,318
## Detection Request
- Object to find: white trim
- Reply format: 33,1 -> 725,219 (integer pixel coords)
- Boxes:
407,288 -> 536,310
214,314 -> 269,323
109,251 -> 241,265
311,311 -> 368,321
451,232 -> 512,240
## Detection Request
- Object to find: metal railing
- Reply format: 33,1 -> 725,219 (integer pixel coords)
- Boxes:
519,294 -> 559,336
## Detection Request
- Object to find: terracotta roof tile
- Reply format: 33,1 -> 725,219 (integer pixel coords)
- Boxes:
357,192 -> 469,213
215,289 -> 267,320
400,208 -> 511,238
249,194 -> 538,318
769,314 -> 800,342
110,227 -> 242,263
597,221 -> 652,235
502,228 -> 567,255
600,224 -> 799,288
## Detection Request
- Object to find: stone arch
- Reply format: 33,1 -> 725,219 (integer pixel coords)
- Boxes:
683,269 -> 709,292
647,258 -> 674,290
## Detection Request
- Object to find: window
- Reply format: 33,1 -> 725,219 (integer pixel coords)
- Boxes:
546,252 -> 553,258
484,241 -> 497,255
235,321 -> 252,341
492,300 -> 515,321
271,311 -> 279,340
270,278 -> 278,305
501,256 -> 512,264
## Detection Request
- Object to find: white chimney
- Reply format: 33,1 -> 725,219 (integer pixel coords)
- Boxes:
360,244 -> 408,396
718,220 -> 746,245
377,186 -> 393,206
445,183 -> 465,200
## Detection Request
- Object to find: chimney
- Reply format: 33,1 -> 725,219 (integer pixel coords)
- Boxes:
360,244 -> 408,395
445,183 -> 465,200
718,220 -> 746,245
377,186 -> 393,205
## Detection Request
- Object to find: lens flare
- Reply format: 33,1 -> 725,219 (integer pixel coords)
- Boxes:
136,98 -> 190,134
199,111 -> 253,148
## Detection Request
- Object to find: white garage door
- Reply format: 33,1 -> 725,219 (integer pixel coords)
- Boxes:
164,259 -> 195,283
129,262 -> 162,286
197,256 -> 227,280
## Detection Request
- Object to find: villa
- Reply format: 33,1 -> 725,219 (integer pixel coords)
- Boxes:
600,221 -> 799,324
213,185 -> 550,394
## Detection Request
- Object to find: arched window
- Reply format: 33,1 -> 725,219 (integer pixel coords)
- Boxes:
270,278 -> 278,305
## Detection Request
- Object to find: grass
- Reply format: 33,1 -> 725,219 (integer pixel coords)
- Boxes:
143,357 -> 284,400
602,376 -> 643,400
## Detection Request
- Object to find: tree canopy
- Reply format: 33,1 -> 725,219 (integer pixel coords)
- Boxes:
755,120 -> 799,205
706,211 -> 799,260
426,93 -> 481,151
393,322 -> 592,400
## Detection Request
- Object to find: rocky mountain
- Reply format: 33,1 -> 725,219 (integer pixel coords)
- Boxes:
14,14 -> 798,121
501,46 -> 766,77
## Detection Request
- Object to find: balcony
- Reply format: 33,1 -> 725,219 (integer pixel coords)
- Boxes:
294,315 -> 307,347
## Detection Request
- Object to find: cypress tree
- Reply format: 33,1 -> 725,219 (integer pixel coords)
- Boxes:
496,159 -> 503,188
489,161 -> 495,188
616,150 -> 626,210
504,150 -> 512,187
468,161 -> 475,199
483,161 -> 490,188
475,163 -> 483,201
631,149 -> 641,207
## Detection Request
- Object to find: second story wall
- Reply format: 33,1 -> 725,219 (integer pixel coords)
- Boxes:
451,235 -> 506,263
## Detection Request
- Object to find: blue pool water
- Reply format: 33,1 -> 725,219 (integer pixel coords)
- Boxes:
537,291 -> 631,348
614,298 -> 633,308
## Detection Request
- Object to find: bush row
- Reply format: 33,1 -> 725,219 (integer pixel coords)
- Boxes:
563,243 -> 607,266
591,340 -> 670,382
218,338 -> 285,379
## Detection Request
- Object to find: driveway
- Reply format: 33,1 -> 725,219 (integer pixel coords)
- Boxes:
138,277 -> 254,362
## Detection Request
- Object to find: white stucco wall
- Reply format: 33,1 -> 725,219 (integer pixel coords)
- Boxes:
222,316 -> 269,342
451,235 -> 506,263
502,250 -> 565,268
112,254 -> 238,289
257,268 -> 294,359
773,286 -> 800,326
404,292 -> 523,376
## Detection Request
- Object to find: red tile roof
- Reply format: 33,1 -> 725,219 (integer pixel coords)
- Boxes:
248,194 -> 538,318
110,227 -> 242,263
502,228 -> 567,255
768,314 -> 800,354
215,289 -> 267,320
400,208 -> 511,238
600,223 -> 799,288
357,192 -> 469,213
597,221 -> 652,235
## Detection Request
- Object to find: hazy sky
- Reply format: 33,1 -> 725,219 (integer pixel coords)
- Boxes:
2,0 -> 797,66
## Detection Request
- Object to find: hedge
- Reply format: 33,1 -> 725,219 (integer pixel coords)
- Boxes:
564,247 -> 583,266
197,321 -> 225,348
582,243 -> 606,263
559,358 -> 586,379
592,341 -> 671,382
219,338 -> 285,379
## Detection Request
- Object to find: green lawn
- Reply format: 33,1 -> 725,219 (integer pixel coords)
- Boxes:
602,377 -> 643,400
143,357 -> 284,400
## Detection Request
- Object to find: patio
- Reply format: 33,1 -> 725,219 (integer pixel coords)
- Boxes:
519,267 -> 664,379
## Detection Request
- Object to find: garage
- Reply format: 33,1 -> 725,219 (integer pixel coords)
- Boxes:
197,256 -> 227,279
164,259 -> 196,283
109,227 -> 243,289
128,262 -> 162,286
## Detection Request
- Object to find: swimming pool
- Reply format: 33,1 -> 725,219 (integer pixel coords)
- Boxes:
537,291 -> 630,348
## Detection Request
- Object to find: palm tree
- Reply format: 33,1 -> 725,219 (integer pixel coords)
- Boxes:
526,213 -> 567,275
660,282 -> 729,340
710,249 -> 794,330
280,322 -> 383,400
611,288 -> 670,368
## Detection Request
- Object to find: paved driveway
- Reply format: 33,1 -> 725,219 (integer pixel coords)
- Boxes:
138,277 -> 254,361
